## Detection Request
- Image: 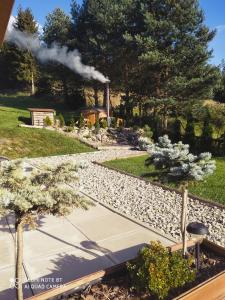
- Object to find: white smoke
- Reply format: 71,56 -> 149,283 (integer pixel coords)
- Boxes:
5,26 -> 109,83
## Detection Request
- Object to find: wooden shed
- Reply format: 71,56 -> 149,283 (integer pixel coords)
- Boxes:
82,108 -> 108,125
28,108 -> 55,127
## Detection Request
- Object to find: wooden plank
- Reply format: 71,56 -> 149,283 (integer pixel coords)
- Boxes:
0,0 -> 15,45
176,271 -> 225,300
169,239 -> 203,252
25,263 -> 126,300
202,239 -> 225,258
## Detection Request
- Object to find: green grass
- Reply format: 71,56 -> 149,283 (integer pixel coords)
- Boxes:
103,155 -> 225,205
0,94 -> 94,159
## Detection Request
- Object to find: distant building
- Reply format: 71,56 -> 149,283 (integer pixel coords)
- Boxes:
28,108 -> 55,127
81,108 -> 108,125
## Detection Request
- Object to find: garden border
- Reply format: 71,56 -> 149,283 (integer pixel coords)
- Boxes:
94,160 -> 225,210
25,239 -> 225,300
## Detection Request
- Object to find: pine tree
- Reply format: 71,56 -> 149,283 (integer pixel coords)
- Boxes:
145,135 -> 216,255
5,7 -> 39,93
126,0 -> 219,100
43,8 -> 72,46
41,8 -> 85,107
0,160 -> 92,300
71,0 -> 138,106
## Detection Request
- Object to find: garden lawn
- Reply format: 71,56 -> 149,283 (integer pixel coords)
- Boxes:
103,155 -> 225,205
0,94 -> 93,159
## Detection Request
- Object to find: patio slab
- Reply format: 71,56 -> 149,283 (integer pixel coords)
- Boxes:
0,200 -> 174,299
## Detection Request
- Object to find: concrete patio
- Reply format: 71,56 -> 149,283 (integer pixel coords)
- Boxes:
0,200 -> 174,300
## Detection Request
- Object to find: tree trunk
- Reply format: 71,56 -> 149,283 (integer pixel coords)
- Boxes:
16,220 -> 24,300
94,87 -> 99,107
138,102 -> 142,117
181,188 -> 188,256
31,72 -> 35,95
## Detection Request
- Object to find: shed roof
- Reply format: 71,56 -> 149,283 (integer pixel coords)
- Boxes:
82,108 -> 107,113
28,108 -> 56,113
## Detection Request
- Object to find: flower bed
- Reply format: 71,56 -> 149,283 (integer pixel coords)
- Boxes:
26,239 -> 225,300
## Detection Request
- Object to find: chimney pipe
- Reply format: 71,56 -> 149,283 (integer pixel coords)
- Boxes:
105,82 -> 110,127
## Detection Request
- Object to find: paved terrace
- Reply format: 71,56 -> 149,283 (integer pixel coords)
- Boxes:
0,149 -> 174,299
1,148 -> 224,299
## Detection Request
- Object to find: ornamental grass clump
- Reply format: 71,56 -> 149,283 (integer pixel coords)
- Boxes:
128,241 -> 196,300
0,160 -> 92,300
145,135 -> 216,255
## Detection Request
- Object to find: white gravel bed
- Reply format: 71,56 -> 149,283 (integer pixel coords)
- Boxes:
29,150 -> 225,247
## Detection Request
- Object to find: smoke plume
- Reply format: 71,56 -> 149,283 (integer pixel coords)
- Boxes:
5,28 -> 109,83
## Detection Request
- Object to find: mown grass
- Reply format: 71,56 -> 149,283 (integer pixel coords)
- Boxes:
103,155 -> 225,205
0,94 -> 94,159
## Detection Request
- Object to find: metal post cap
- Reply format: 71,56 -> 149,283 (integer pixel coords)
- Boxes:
186,222 -> 209,235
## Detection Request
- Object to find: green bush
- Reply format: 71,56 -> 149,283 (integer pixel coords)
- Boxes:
95,115 -> 100,134
223,133 -> 225,155
64,126 -> 74,132
110,117 -> 116,128
200,115 -> 213,152
43,116 -> 52,127
127,241 -> 195,300
58,113 -> 65,128
118,119 -> 123,128
69,117 -> 76,128
87,121 -> 92,129
101,118 -> 108,129
133,125 -> 140,132
184,113 -> 195,150
172,119 -> 182,142
143,125 -> 153,139
78,113 -> 85,129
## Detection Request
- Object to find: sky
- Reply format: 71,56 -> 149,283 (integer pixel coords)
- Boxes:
12,0 -> 225,66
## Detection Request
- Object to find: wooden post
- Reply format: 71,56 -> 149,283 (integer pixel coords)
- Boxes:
16,220 -> 24,300
31,72 -> 35,95
105,82 -> 110,127
181,187 -> 188,256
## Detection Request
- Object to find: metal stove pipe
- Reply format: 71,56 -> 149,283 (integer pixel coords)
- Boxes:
105,82 -> 110,127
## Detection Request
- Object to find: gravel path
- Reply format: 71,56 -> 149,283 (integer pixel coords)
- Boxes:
29,149 -> 225,247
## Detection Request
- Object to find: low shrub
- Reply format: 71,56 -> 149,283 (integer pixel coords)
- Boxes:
200,115 -> 213,152
58,113 -> 65,128
110,117 -> 117,128
95,116 -> 100,134
118,119 -> 123,129
43,116 -> 52,127
78,113 -> 85,129
64,126 -> 74,132
69,117 -> 76,128
133,125 -> 140,132
184,113 -> 195,151
101,118 -> 108,129
138,136 -> 152,150
143,125 -> 153,139
87,121 -> 92,130
172,119 -> 182,142
127,241 -> 196,300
